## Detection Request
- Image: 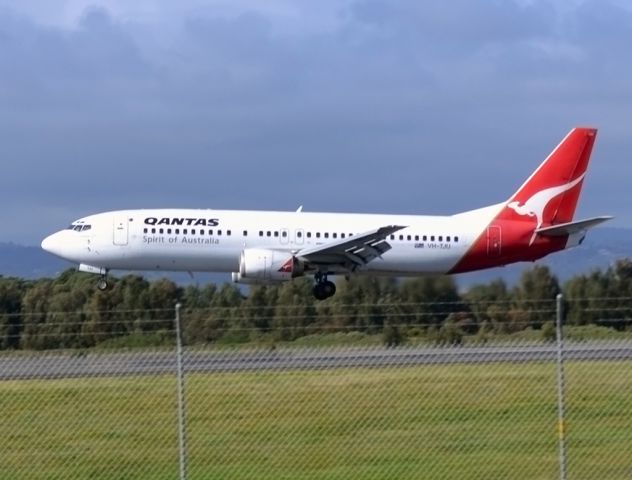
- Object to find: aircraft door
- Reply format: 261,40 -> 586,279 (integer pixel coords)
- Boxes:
486,226 -> 501,257
113,215 -> 129,246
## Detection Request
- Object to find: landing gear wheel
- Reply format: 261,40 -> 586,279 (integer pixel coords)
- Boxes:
312,275 -> 336,300
313,283 -> 328,301
323,280 -> 336,297
97,277 -> 109,291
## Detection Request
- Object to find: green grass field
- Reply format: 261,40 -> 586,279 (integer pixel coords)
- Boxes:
1,358 -> 631,479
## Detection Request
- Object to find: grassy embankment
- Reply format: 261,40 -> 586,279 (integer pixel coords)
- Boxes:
1,360 -> 631,479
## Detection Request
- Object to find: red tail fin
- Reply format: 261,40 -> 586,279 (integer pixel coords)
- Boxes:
450,127 -> 599,274
503,127 -> 597,227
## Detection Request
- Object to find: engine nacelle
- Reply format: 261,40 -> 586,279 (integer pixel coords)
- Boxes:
232,248 -> 304,284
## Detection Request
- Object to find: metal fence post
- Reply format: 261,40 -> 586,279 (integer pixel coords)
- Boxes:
175,303 -> 189,480
555,293 -> 568,480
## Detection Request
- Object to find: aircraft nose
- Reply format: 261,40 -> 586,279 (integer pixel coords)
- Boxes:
41,232 -> 65,258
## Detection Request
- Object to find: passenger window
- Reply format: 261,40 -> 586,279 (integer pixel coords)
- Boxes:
324,233 -> 329,239
191,229 -> 196,235
175,229 -> 180,234
414,235 -> 419,241
274,231 -> 279,237
159,228 -> 164,234
151,228 -> 156,234
431,235 -> 435,241
267,231 -> 271,237
218,230 -> 222,236
423,235 -> 427,241
183,229 -> 188,235
399,235 -> 404,241
167,228 -> 172,234
209,229 -> 213,235
243,230 -> 248,236
390,235 -> 395,240
259,231 -> 263,237
307,232 -> 312,238
455,236 -> 459,242
200,229 -> 205,235
446,236 -> 451,242
438,236 -> 443,242
282,231 -> 288,238
341,233 -> 346,238
407,235 -> 411,241
316,232 -> 321,238
333,233 -> 337,239
227,230 -> 231,236
297,231 -> 302,238
143,228 -> 148,234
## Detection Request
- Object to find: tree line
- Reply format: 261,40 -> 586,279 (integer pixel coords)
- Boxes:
1,260 -> 632,350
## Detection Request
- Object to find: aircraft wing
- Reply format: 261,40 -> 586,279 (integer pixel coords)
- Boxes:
296,225 -> 406,271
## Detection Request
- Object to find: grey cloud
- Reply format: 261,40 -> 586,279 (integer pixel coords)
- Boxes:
0,1 -> 631,244
348,0 -> 554,53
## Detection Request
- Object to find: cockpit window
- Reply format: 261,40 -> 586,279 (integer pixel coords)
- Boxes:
68,223 -> 91,232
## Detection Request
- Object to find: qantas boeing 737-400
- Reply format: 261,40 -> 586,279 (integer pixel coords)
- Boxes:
42,127 -> 611,300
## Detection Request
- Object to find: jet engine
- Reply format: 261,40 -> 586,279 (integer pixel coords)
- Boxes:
232,248 -> 304,284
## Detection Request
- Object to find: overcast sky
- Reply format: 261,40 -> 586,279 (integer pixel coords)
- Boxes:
2,0 -> 631,245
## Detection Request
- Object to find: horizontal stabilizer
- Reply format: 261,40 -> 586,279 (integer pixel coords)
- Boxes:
535,216 -> 613,237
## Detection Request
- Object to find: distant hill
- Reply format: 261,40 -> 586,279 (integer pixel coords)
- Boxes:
0,243 -> 72,279
2,227 -> 630,287
0,242 -> 223,285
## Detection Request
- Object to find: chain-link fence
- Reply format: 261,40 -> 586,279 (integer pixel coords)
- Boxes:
1,298 -> 632,479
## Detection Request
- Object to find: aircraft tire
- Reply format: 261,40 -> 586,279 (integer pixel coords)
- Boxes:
313,280 -> 336,300
323,280 -> 336,298
313,283 -> 327,300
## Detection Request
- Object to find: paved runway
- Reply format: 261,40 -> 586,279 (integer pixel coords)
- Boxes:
1,342 -> 631,380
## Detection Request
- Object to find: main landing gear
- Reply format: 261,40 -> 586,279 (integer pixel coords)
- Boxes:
313,272 -> 336,300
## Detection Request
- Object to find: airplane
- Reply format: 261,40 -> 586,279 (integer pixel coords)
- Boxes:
42,127 -> 611,300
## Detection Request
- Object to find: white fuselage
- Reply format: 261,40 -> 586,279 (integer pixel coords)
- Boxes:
41,206 -> 502,277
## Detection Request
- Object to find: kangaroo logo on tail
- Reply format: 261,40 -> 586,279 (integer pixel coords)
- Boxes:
506,173 -> 586,245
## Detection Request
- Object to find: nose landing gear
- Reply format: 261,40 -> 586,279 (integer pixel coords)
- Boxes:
78,264 -> 110,291
313,272 -> 336,300
96,273 -> 109,291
